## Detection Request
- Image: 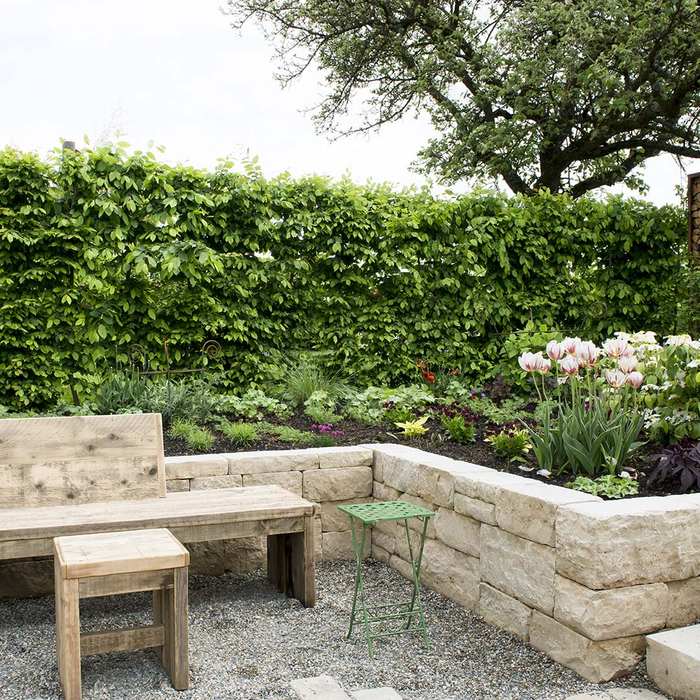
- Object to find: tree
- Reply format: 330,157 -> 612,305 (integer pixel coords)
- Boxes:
224,0 -> 700,197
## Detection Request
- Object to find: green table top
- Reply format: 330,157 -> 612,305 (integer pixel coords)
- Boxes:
338,500 -> 435,524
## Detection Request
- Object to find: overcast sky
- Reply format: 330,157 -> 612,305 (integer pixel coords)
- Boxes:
1,0 -> 697,206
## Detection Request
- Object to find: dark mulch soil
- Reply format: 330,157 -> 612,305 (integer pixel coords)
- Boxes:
163,409 -> 692,499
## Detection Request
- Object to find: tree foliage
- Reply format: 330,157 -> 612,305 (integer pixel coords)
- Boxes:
0,147 -> 686,409
225,0 -> 700,197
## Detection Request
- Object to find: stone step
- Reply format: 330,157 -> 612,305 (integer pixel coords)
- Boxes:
291,676 -> 404,700
647,623 -> 700,700
291,676 -> 353,700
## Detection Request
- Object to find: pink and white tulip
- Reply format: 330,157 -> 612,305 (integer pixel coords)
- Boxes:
540,357 -> 552,374
546,340 -> 565,361
605,369 -> 628,388
575,340 -> 601,367
518,352 -> 545,372
617,355 -> 638,374
627,371 -> 644,388
559,355 -> 580,376
560,337 -> 581,355
602,338 -> 630,359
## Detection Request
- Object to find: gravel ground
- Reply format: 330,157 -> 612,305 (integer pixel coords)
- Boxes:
0,560 -> 664,700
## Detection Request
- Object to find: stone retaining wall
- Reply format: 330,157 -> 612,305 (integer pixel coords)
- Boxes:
164,446 -> 373,574
368,443 -> 700,683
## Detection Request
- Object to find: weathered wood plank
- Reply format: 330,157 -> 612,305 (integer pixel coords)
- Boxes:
81,624 -> 165,656
0,414 -> 165,509
0,486 -> 314,543
54,555 -> 81,700
55,529 -> 189,580
80,569 -> 173,599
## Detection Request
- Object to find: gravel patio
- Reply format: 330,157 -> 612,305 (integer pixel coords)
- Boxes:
0,560 -> 665,700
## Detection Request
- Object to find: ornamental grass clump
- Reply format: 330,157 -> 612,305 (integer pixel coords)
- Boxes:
519,336 -> 645,477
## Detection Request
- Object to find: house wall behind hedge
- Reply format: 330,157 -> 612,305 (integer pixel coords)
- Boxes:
0,147 -> 686,408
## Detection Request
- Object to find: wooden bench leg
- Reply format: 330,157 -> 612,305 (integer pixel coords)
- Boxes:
157,567 -> 189,690
55,558 -> 81,700
267,515 -> 316,607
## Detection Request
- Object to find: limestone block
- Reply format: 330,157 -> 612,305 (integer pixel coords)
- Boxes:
481,524 -> 556,614
372,528 -> 396,555
373,519 -> 399,541
554,575 -> 668,641
647,625 -> 700,700
667,577 -> 700,629
185,540 -> 228,576
351,689 -> 403,700
190,474 -> 243,490
529,611 -> 646,683
478,583 -> 532,641
319,446 -> 373,469
303,467 -> 373,502
242,471 -> 303,497
224,537 -> 266,573
607,690 -> 668,700
388,554 -> 414,580
372,545 -> 391,565
557,496 -> 700,589
372,444 -> 488,508
165,454 -> 228,479
495,481 -> 600,546
291,675 -> 352,700
320,499 -> 367,532
434,507 -> 480,557
399,494 -> 437,538
0,559 -> 53,598
419,538 -> 480,610
227,448 -> 319,475
453,470 -> 532,504
322,531 -> 370,561
373,481 -> 401,503
454,493 -> 497,525
166,478 -> 190,492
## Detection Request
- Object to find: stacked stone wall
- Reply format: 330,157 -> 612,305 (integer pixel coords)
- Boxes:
369,443 -> 700,683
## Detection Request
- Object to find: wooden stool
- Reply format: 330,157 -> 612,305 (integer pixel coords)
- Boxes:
53,529 -> 190,700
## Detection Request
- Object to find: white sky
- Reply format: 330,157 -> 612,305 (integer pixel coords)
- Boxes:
1,0 -> 697,206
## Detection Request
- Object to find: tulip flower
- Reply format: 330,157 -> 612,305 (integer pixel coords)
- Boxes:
605,369 -> 628,388
627,371 -> 644,388
518,351 -> 545,372
575,340 -> 601,367
602,338 -> 630,359
559,355 -> 579,376
617,356 -> 638,374
560,337 -> 581,355
540,357 -> 552,374
546,340 -> 565,361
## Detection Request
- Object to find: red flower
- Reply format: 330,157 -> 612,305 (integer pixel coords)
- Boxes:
422,370 -> 435,383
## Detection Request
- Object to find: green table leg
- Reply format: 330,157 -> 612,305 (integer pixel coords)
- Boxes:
346,517 -> 374,658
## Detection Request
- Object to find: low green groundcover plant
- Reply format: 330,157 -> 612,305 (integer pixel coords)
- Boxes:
485,424 -> 531,463
567,475 -> 640,499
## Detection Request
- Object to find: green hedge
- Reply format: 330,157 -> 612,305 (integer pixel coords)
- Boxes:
0,146 -> 687,408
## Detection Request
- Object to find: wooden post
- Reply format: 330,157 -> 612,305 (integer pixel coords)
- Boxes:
55,557 -> 81,700
688,171 -> 700,258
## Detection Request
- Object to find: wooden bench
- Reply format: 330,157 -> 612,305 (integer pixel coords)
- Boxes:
0,413 -> 316,606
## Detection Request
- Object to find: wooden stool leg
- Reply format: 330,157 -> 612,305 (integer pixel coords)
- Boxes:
55,558 -> 81,700
153,588 -> 165,665
160,567 -> 189,690
267,533 -> 289,595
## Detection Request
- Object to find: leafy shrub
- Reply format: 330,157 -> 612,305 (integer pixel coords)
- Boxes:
303,391 -> 342,424
169,418 -> 215,452
469,396 -> 531,424
648,442 -> 700,492
345,385 -> 434,424
310,434 -> 339,447
275,426 -> 313,443
218,419 -> 259,446
139,379 -> 218,425
567,475 -> 640,499
481,374 -> 513,404
440,414 -> 476,443
485,425 -> 531,463
92,370 -> 149,415
219,389 -> 292,421
382,401 -> 415,424
394,416 -> 429,437
636,333 -> 700,443
274,355 -> 352,406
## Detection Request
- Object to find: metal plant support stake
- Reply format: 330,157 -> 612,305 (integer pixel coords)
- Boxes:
339,501 -> 435,659
129,340 -> 222,420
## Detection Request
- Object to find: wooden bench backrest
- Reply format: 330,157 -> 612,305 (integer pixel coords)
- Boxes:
0,413 -> 166,510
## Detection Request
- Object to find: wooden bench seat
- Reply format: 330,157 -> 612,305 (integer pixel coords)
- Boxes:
0,413 -> 317,606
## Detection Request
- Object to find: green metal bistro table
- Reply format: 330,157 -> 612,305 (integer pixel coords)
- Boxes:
338,500 -> 435,659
